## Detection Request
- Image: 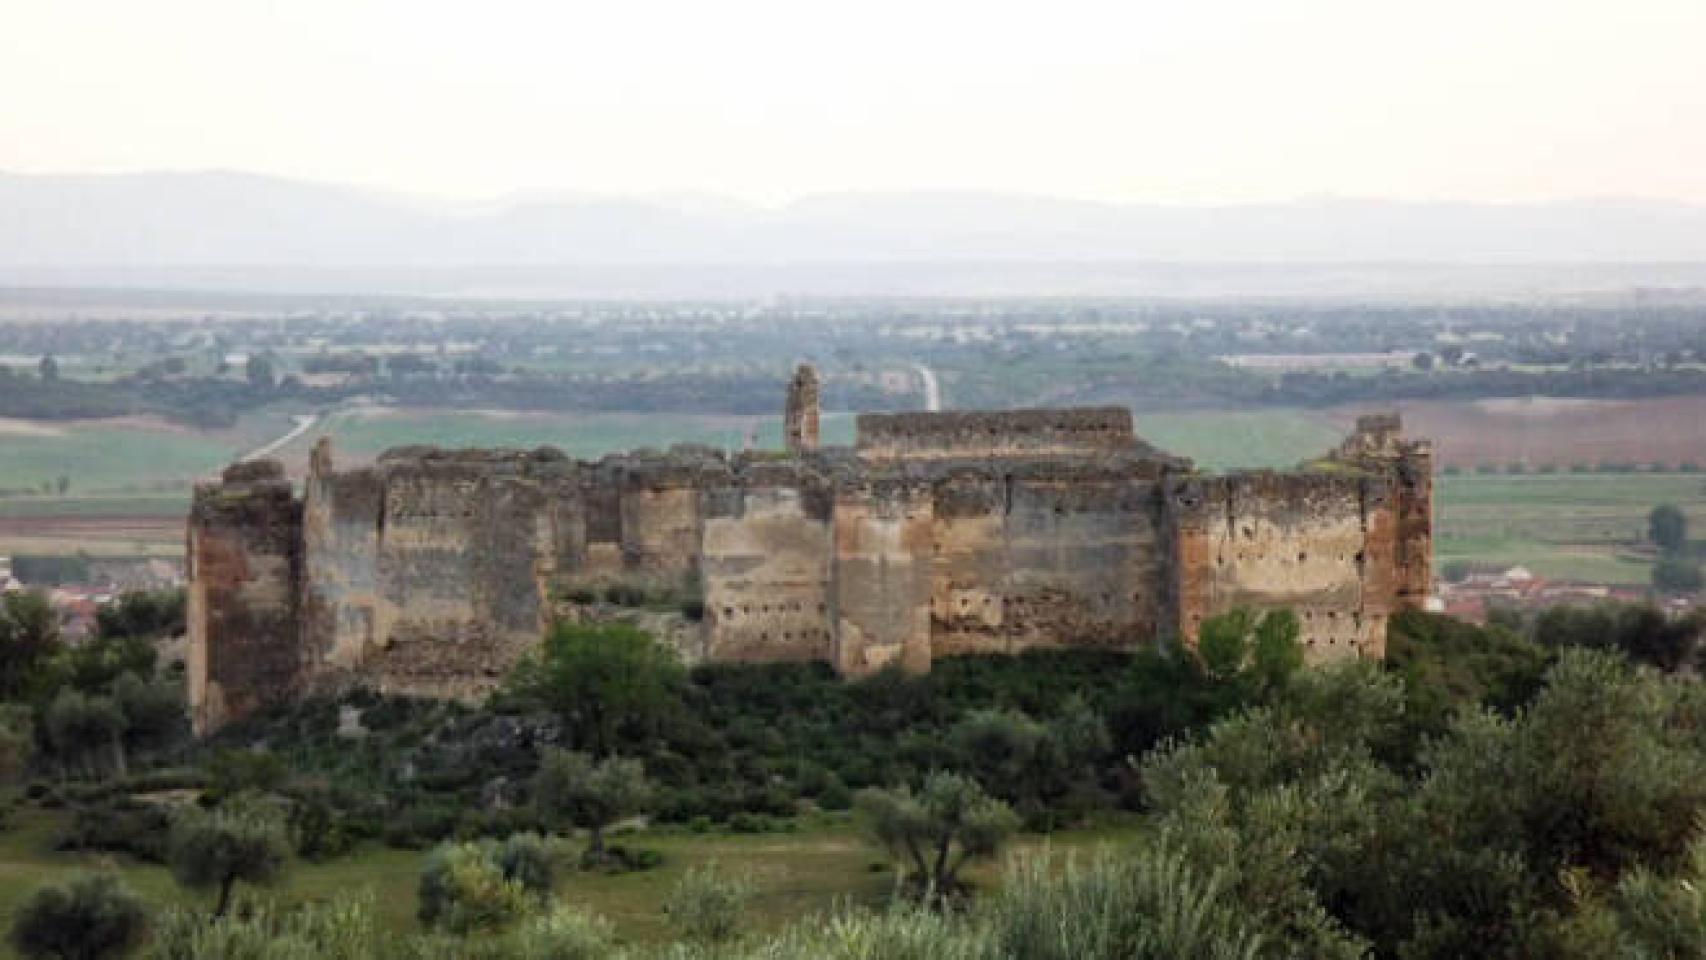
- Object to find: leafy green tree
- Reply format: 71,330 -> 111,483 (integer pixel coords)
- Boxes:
948,709 -> 1045,802
8,873 -> 148,960
244,354 -> 274,390
206,748 -> 287,797
1651,555 -> 1703,594
1648,503 -> 1688,553
510,622 -> 684,755
856,771 -> 1019,901
64,636 -> 156,696
167,801 -> 290,918
0,591 -> 63,702
0,705 -> 32,787
94,589 -> 185,642
44,690 -> 126,779
531,748 -> 651,862
114,672 -> 184,757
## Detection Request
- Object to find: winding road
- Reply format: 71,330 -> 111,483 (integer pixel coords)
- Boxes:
240,413 -> 319,462
911,363 -> 942,411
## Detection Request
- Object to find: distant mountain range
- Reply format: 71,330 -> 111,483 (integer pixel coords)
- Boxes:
5,171 -> 1706,299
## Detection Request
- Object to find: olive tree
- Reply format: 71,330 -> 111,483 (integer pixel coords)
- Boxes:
167,801 -> 290,918
856,771 -> 1019,901
531,748 -> 651,863
44,690 -> 125,780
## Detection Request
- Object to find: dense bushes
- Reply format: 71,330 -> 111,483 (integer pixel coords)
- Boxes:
8,873 -> 149,960
1139,648 -> 1706,957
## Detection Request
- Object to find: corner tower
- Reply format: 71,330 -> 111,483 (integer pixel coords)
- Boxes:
784,363 -> 820,454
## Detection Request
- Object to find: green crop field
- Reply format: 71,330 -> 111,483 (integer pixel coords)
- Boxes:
1134,409 -> 1341,471
0,411 -> 296,497
1435,472 -> 1706,584
0,806 -> 1142,955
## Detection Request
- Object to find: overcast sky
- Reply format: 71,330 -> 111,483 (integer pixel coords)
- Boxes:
3,0 -> 1703,207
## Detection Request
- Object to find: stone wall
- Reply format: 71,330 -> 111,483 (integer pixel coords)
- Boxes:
700,464 -> 835,664
186,461 -> 303,734
185,382 -> 1434,732
1168,471 -> 1397,660
855,407 -> 1140,460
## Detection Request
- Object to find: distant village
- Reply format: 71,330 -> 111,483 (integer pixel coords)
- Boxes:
0,552 -> 183,640
1434,564 -> 1696,624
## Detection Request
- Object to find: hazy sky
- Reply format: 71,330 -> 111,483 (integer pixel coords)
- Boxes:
3,0 -> 1704,206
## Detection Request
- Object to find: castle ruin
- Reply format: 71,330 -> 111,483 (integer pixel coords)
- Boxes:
186,365 -> 1433,733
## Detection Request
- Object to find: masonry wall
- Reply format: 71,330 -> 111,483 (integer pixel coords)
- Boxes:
187,412 -> 1435,732
1169,471 -> 1395,660
700,471 -> 834,663
928,464 -> 1165,657
856,408 -> 1140,461
833,481 -> 935,676
186,463 -> 303,734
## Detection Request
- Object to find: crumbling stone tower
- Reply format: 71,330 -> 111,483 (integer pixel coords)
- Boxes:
784,363 -> 820,453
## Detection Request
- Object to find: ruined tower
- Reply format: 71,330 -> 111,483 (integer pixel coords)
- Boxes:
784,363 -> 820,453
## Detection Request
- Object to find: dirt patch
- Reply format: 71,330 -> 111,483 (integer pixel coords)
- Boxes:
0,419 -> 67,438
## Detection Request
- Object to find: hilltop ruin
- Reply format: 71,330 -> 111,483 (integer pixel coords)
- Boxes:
186,366 -> 1432,733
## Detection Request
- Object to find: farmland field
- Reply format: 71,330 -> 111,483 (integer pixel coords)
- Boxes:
0,411 -> 297,496
1434,472 -> 1706,584
1325,395 -> 1706,471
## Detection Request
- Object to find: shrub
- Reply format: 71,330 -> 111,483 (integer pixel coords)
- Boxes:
57,800 -> 173,863
8,873 -> 149,960
416,841 -> 531,934
383,803 -> 460,850
206,749 -> 287,798
664,863 -> 754,945
987,849 -> 1267,960
494,832 -> 557,896
147,897 -> 377,960
496,906 -> 616,960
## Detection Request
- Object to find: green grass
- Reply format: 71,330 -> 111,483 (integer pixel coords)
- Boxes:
0,805 -> 1142,954
0,411 -> 296,496
0,495 -> 191,518
1133,409 -> 1341,471
1435,472 -> 1706,584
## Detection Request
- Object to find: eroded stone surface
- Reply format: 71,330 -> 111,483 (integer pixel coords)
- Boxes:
187,372 -> 1433,733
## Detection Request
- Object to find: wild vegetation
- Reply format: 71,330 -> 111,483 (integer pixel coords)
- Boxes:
2,587 -> 1705,956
